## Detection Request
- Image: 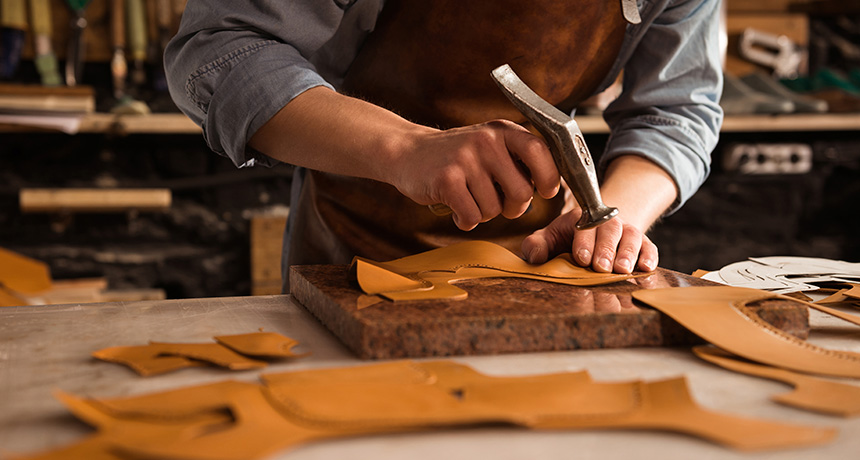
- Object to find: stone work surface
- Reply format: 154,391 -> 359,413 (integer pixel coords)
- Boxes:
291,266 -> 809,359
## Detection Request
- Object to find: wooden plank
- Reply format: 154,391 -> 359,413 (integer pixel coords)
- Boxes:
19,188 -> 171,212
250,215 -> 288,286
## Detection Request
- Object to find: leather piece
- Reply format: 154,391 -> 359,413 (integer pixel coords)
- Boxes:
23,360 -> 836,459
92,343 -> 267,376
214,332 -> 306,358
92,332 -> 305,376
351,240 -> 644,301
632,286 -> 860,378
694,346 -> 860,417
0,246 -> 52,295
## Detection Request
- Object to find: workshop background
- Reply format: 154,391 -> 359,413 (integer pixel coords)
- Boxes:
0,0 -> 858,304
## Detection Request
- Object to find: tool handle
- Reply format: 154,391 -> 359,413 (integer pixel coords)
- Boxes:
126,0 -> 147,61
1,0 -> 27,29
112,0 -> 125,48
29,0 -> 52,35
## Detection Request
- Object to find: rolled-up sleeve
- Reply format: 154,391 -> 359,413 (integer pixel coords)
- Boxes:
601,0 -> 723,214
164,1 -> 346,168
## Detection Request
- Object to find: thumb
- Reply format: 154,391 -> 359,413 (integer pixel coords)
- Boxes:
521,209 -> 582,264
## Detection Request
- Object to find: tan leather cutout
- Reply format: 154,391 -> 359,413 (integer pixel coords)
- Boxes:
352,241 -> 643,301
19,360 -> 836,459
92,332 -> 308,376
694,346 -> 860,417
92,343 -> 266,376
214,332 -> 306,358
91,344 -> 208,376
633,286 -> 860,378
0,246 -> 52,295
845,284 -> 860,300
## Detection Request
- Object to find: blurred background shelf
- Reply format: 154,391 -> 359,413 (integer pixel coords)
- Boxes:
2,112 -> 859,135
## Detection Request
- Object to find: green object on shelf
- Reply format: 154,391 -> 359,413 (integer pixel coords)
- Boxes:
781,68 -> 860,96
64,0 -> 91,11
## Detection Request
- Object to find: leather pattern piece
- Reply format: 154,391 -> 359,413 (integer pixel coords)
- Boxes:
92,332 -> 305,376
214,332 -> 307,358
632,286 -> 860,378
19,360 -> 836,459
351,240 -> 644,301
0,246 -> 52,296
694,346 -> 860,418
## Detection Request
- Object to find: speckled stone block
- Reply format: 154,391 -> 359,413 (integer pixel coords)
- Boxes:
290,266 -> 809,360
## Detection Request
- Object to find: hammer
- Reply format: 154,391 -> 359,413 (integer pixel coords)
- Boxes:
430,64 -> 618,230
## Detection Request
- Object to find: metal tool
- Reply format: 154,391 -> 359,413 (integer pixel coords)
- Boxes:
739,28 -> 803,80
64,0 -> 91,86
29,0 -> 62,86
491,64 -> 617,230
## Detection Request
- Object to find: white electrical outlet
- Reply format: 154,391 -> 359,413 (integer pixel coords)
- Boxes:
723,143 -> 812,174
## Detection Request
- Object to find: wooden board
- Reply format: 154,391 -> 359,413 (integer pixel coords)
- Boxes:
290,266 -> 810,360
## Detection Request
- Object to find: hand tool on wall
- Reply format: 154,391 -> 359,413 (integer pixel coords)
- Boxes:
0,0 -> 27,80
151,0 -> 172,92
492,64 -> 618,230
126,0 -> 148,87
110,0 -> 127,99
28,0 -> 62,86
64,0 -> 91,86
109,0 -> 147,113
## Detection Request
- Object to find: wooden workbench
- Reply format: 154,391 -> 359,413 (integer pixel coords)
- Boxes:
1,294 -> 859,459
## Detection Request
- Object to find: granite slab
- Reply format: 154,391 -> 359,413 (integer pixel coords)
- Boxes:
290,266 -> 809,360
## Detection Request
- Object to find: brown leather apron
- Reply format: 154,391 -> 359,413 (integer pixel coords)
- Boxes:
287,0 -> 628,278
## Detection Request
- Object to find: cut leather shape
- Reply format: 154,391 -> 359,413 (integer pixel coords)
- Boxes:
92,343 -> 266,376
694,346 -> 860,417
0,246 -> 52,295
91,344 -> 208,376
351,240 -> 642,301
59,382 -> 322,460
92,333 -> 307,376
19,360 -> 835,459
632,286 -> 860,378
214,332 -> 306,358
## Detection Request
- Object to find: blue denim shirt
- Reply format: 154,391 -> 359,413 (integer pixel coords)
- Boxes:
165,0 -> 723,214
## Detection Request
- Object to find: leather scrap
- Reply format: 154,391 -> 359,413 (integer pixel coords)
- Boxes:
351,240 -> 645,301
214,332 -> 307,358
633,286 -> 860,378
18,360 -> 836,459
92,332 -> 305,376
694,346 -> 860,417
0,246 -> 52,296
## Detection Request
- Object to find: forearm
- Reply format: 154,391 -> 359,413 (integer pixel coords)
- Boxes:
600,154 -> 678,232
248,86 -> 432,184
249,86 -> 560,231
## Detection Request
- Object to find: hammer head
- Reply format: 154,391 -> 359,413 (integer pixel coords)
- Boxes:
491,64 -> 617,230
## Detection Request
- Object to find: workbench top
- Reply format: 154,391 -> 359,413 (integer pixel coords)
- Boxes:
1,294 -> 859,460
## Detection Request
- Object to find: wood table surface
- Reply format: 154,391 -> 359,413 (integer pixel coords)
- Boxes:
1,294 -> 859,460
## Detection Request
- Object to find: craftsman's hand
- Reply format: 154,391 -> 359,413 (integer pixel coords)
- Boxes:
522,208 -> 658,274
390,120 -> 560,231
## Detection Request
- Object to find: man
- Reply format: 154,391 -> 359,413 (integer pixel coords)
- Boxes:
165,0 -> 723,292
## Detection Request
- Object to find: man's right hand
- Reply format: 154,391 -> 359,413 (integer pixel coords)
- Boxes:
389,120 -> 560,230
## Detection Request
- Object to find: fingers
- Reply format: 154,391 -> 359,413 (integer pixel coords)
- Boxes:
432,120 -> 558,229
524,209 -> 658,274
500,124 -> 560,200
522,210 -> 579,264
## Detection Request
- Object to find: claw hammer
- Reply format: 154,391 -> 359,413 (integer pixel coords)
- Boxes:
430,64 -> 618,230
